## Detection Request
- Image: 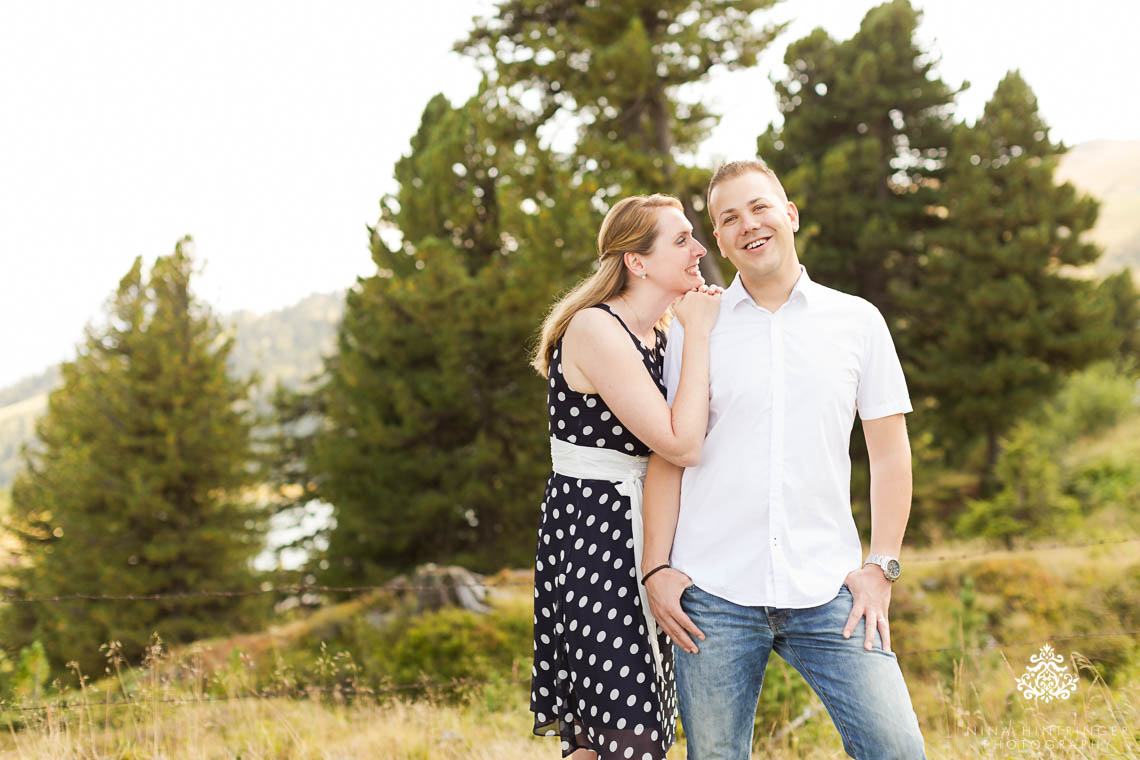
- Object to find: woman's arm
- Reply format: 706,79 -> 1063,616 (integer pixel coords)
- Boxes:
562,294 -> 717,466
641,453 -> 703,653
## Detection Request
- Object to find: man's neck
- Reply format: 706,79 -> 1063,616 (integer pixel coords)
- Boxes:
739,262 -> 803,313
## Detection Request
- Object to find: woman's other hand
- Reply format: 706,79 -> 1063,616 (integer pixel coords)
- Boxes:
673,287 -> 721,335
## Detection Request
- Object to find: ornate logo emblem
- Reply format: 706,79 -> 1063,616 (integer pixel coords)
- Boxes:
1016,644 -> 1079,702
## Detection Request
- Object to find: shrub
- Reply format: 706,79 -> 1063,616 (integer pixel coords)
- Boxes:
956,422 -> 1081,546
383,599 -> 532,695
1040,361 -> 1137,442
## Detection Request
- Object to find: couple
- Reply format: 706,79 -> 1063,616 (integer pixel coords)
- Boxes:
529,160 -> 925,759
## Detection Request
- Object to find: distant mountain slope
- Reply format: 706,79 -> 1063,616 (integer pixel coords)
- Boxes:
0,290 -> 345,488
226,291 -> 346,393
1056,139 -> 1140,274
0,366 -> 59,409
0,393 -> 47,486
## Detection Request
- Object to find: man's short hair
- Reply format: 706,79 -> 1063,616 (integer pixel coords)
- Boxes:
707,159 -> 789,224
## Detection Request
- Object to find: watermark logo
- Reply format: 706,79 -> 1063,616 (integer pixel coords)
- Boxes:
1016,643 -> 1078,702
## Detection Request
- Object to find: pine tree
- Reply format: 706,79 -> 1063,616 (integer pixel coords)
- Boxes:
903,72 -> 1116,472
4,240 -> 266,675
1098,270 -> 1140,370
289,89 -> 599,583
756,0 -> 957,317
458,0 -> 787,284
955,422 -> 1080,547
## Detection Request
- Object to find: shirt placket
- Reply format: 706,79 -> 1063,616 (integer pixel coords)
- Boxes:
768,308 -> 788,600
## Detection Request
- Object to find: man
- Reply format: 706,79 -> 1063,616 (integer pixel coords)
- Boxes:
641,160 -> 925,759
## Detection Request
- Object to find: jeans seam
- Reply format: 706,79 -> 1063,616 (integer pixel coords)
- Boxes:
780,639 -> 856,752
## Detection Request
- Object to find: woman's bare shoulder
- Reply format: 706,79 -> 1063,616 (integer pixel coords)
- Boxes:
564,305 -> 621,344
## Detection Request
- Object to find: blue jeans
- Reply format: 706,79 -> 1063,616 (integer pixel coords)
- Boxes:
675,584 -> 925,760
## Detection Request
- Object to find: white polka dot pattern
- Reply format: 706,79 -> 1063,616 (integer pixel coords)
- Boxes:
532,305 -> 675,759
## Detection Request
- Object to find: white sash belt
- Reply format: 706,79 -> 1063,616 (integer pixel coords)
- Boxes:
549,436 -> 664,687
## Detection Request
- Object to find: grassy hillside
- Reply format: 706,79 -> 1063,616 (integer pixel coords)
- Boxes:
0,394 -> 46,486
1057,139 -> 1140,275
3,544 -> 1140,758
9,394 -> 1140,755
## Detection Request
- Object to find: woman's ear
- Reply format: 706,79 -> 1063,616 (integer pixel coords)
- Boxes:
623,251 -> 646,279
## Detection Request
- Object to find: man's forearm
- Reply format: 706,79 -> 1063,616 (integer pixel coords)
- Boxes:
863,414 -> 913,558
642,453 -> 684,571
868,441 -> 912,558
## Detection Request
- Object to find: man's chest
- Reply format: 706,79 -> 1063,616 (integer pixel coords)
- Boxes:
707,315 -> 864,416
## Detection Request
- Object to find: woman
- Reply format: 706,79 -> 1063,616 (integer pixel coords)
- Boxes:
529,194 -> 722,759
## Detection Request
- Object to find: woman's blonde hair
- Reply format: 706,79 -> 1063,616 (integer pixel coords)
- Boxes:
531,194 -> 682,377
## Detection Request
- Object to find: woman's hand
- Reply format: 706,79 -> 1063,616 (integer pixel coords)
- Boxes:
673,286 -> 722,335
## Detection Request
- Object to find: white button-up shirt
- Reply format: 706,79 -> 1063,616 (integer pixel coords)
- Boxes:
663,267 -> 912,608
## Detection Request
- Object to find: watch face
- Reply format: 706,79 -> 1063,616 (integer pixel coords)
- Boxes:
886,559 -> 901,579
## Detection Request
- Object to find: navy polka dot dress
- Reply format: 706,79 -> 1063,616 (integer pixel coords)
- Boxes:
531,304 -> 677,759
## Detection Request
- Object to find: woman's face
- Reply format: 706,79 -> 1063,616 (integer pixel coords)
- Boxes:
641,206 -> 707,294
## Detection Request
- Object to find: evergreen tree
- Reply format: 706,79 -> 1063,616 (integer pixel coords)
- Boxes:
290,90 -> 599,583
756,0 -> 956,317
3,240 -> 266,675
1098,270 -> 1140,370
903,72 -> 1116,472
458,0 -> 787,284
955,422 -> 1080,547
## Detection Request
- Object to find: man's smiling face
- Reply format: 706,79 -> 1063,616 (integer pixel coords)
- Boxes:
710,171 -> 800,283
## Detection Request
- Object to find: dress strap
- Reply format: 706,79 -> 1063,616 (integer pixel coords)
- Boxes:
591,303 -> 659,356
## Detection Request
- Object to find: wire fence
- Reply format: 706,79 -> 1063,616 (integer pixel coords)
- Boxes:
0,677 -> 531,715
3,533 -> 1138,604
0,582 -> 525,604
909,535 -> 1140,563
2,533 -> 1139,716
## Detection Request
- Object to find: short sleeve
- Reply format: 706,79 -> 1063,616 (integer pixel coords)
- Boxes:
856,304 -> 912,420
663,320 -> 685,406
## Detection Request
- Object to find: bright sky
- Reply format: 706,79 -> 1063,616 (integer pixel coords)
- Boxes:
1,0 -> 1137,388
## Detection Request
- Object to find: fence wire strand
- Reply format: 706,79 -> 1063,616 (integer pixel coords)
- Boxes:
3,534 -> 1139,716
4,534 -> 1139,604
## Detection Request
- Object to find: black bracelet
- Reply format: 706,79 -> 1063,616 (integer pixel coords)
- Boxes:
640,564 -> 671,586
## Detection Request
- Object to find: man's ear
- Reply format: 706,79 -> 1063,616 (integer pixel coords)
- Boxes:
787,201 -> 800,233
713,228 -> 729,258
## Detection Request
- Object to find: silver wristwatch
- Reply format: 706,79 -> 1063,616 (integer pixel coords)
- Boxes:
864,554 -> 902,582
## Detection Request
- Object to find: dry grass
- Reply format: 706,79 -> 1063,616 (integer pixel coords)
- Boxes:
4,540 -> 1139,757
3,656 -> 1138,760
4,550 -> 1140,758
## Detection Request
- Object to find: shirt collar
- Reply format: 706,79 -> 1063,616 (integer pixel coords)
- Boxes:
724,265 -> 817,311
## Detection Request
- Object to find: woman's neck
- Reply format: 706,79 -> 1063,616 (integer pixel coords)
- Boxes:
607,283 -> 676,342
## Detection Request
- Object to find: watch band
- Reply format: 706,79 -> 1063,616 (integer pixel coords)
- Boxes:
864,553 -> 902,581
